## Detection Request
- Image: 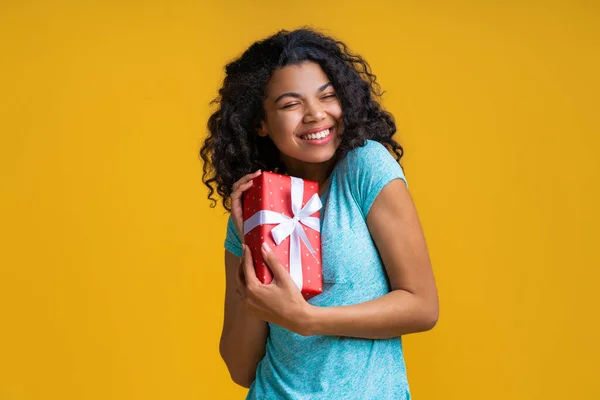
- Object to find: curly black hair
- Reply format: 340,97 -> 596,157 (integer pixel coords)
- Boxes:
200,27 -> 404,212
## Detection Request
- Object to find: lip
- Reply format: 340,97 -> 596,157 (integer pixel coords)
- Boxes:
297,126 -> 335,145
296,125 -> 334,137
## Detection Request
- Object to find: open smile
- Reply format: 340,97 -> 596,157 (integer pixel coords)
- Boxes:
296,126 -> 335,143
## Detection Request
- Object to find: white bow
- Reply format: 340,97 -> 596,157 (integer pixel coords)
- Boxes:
243,177 -> 322,290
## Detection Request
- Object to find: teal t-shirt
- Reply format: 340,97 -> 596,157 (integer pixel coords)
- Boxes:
224,140 -> 410,399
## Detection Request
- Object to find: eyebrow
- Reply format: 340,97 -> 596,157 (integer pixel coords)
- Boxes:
273,82 -> 333,104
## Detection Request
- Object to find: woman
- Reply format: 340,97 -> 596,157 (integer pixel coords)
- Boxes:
200,27 -> 439,399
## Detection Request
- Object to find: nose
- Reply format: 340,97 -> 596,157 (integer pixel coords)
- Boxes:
303,100 -> 326,123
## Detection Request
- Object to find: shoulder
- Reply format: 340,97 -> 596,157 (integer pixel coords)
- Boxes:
335,140 -> 397,176
336,140 -> 407,217
339,140 -> 404,180
346,140 -> 393,164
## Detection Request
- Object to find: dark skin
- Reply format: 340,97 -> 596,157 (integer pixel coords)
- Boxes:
257,62 -> 343,190
235,176 -> 438,339
219,61 -> 438,387
236,63 -> 437,337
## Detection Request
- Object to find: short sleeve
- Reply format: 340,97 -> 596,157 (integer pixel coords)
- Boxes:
224,215 -> 243,257
348,140 -> 408,218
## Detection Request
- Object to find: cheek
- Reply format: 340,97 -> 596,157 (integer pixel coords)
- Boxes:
274,113 -> 303,134
327,102 -> 343,120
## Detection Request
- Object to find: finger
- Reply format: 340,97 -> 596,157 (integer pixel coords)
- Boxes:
230,181 -> 254,214
231,170 -> 262,193
231,171 -> 262,223
236,169 -> 262,188
261,242 -> 292,285
231,180 -> 254,202
231,180 -> 259,239
241,244 -> 261,287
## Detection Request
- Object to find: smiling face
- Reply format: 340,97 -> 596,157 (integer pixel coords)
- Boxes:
259,61 -> 343,173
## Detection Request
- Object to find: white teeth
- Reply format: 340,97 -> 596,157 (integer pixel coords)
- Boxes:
301,128 -> 330,140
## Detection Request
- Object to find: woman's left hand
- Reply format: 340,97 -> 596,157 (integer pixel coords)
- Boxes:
237,242 -> 313,336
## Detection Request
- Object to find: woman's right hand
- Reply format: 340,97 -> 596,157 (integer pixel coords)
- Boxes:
230,170 -> 262,242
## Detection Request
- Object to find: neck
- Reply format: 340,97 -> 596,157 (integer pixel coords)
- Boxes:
281,156 -> 336,195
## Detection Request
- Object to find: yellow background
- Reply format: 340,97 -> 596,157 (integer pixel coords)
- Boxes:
1,1 -> 598,399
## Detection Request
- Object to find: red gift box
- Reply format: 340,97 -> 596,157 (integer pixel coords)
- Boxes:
242,171 -> 323,300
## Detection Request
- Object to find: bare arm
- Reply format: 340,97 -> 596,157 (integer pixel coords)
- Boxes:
219,169 -> 268,387
240,179 -> 438,340
219,250 -> 269,388
304,179 -> 439,338
235,175 -> 437,340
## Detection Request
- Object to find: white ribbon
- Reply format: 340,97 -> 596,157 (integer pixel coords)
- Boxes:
243,177 -> 322,290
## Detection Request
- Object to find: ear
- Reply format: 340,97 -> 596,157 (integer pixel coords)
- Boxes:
257,121 -> 269,138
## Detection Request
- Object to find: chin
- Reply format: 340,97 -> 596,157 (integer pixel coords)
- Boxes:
300,148 -> 338,164
277,139 -> 340,167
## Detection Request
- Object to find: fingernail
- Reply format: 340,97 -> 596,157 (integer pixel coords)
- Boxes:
262,242 -> 271,253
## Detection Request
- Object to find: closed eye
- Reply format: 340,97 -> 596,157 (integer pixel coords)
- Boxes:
322,94 -> 337,99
